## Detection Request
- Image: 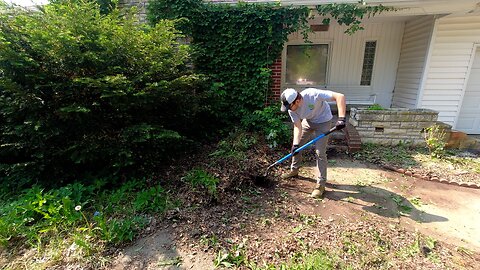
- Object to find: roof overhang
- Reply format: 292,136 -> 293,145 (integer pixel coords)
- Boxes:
207,0 -> 480,16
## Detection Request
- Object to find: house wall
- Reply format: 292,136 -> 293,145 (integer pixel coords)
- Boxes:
392,16 -> 435,108
118,0 -> 147,23
419,14 -> 480,127
282,19 -> 405,107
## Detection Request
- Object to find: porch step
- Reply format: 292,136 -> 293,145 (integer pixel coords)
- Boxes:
327,117 -> 362,153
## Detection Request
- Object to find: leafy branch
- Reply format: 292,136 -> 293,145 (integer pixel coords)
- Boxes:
316,1 -> 397,35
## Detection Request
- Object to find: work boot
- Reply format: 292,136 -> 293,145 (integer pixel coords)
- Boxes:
281,169 -> 299,179
311,183 -> 325,198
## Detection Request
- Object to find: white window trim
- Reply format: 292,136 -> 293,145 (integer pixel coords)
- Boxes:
360,39 -> 378,88
281,41 -> 333,91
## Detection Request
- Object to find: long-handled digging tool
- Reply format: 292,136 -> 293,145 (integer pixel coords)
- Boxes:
264,126 -> 338,177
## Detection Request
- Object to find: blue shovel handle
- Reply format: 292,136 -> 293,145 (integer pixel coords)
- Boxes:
266,126 -> 337,172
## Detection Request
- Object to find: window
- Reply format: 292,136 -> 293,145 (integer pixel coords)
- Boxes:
285,44 -> 329,86
360,41 -> 377,86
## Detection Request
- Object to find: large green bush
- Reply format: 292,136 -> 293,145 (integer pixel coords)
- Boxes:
0,1 -> 214,185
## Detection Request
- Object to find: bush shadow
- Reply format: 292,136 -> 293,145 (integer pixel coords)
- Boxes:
324,182 -> 448,223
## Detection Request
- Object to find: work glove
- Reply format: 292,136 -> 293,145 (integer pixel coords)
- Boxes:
291,144 -> 300,156
335,117 -> 346,130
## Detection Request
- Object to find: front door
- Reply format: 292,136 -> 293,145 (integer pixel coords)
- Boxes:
457,47 -> 480,134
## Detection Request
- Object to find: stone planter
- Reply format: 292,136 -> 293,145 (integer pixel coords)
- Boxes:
349,107 -> 440,146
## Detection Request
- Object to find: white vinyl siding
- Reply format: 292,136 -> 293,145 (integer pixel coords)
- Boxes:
392,16 -> 434,108
457,47 -> 480,134
283,19 -> 404,107
419,15 -> 480,127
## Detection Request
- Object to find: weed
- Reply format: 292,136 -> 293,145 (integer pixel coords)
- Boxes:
390,194 -> 413,215
424,125 -> 448,158
107,216 -> 149,244
366,104 -> 384,110
133,185 -> 172,213
291,225 -> 303,234
261,218 -> 272,226
182,168 -> 219,198
280,191 -> 289,199
354,143 -> 420,168
342,196 -> 355,203
456,246 -> 474,256
200,234 -> 219,249
397,234 -> 421,258
210,131 -> 258,160
214,241 -> 247,268
355,180 -> 367,187
157,256 -> 182,267
273,249 -> 339,270
273,207 -> 281,218
371,230 -> 390,253
409,196 -> 422,207
299,214 -> 316,226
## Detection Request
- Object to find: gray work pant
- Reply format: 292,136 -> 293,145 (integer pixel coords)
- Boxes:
291,119 -> 333,185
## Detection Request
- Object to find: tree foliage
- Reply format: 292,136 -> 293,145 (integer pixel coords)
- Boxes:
0,0 -> 213,186
316,2 -> 396,35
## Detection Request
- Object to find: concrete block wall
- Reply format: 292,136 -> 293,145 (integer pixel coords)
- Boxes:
349,108 -> 439,146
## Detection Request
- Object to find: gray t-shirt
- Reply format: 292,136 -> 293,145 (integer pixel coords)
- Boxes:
288,88 -> 334,124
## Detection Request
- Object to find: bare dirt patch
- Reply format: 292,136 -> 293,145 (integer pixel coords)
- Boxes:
108,150 -> 480,269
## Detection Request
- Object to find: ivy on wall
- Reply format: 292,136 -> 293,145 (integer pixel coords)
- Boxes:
148,0 -> 309,122
147,0 -> 395,121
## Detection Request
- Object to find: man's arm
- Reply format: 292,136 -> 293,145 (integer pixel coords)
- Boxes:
330,92 -> 346,118
292,121 -> 302,145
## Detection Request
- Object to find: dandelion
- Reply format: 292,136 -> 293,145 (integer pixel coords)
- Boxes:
75,205 -> 82,211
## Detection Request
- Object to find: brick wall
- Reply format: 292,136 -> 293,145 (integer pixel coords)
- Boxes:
269,56 -> 282,101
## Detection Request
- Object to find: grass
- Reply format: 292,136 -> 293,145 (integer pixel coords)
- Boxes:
354,143 -> 422,168
0,179 -> 177,269
247,249 -> 340,270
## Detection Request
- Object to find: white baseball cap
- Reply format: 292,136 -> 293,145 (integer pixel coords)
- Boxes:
280,88 -> 298,112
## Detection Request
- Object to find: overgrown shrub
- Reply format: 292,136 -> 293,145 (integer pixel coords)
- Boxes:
0,1 -> 216,186
241,105 -> 291,148
209,131 -> 258,160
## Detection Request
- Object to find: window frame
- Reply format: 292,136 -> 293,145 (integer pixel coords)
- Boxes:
282,41 -> 332,90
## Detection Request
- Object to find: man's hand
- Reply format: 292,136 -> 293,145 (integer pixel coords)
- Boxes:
335,117 -> 346,130
291,144 -> 300,156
